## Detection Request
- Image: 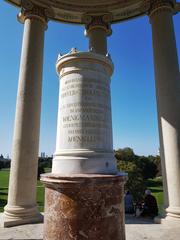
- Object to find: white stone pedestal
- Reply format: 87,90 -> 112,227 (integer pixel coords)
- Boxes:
52,51 -> 117,175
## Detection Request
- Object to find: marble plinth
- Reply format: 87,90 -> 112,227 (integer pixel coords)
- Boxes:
41,173 -> 126,240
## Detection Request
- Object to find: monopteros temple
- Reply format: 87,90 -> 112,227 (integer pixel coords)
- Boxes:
2,0 -> 180,240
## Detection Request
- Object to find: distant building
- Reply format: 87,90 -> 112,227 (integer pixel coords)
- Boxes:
41,152 -> 46,158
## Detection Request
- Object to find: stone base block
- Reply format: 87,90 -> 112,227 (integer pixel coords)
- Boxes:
41,173 -> 127,240
154,206 -> 180,224
1,205 -> 43,227
154,212 -> 180,225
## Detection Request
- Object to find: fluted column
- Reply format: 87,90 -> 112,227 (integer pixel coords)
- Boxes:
149,0 -> 180,221
84,15 -> 112,55
2,0 -> 47,227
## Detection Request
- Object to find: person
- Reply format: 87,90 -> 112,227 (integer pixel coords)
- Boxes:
141,189 -> 158,217
124,191 -> 134,214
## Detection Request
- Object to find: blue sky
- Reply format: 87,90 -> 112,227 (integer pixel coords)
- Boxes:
0,1 -> 180,157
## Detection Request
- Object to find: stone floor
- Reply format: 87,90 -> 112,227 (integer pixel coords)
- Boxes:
0,215 -> 179,240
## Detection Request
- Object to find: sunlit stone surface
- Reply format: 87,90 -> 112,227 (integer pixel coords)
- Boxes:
52,51 -> 116,174
41,50 -> 126,240
7,0 -> 148,24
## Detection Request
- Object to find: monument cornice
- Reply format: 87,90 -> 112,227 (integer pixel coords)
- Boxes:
56,50 -> 114,78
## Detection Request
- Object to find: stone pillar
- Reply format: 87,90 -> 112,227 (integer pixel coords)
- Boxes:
149,0 -> 180,221
42,20 -> 126,239
52,50 -> 117,175
2,1 -> 47,227
84,15 -> 112,55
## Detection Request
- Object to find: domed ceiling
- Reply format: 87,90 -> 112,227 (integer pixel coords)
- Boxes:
6,0 -> 149,24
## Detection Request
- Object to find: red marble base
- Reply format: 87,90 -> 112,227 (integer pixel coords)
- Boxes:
41,173 -> 127,240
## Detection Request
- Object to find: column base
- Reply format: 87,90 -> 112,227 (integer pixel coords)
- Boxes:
1,205 -> 43,227
41,172 -> 127,240
154,207 -> 180,224
154,216 -> 180,225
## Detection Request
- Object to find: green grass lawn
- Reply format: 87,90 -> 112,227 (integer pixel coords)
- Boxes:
0,169 -> 9,212
0,169 -> 164,213
147,177 -> 164,213
0,168 -> 51,212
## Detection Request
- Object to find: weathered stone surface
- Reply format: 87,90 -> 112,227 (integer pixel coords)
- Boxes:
41,173 -> 126,240
6,0 -> 149,24
2,13 -> 45,227
53,51 -> 116,175
150,0 -> 180,220
1,214 -> 180,240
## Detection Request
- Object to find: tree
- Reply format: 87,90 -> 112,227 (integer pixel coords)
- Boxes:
117,160 -> 146,202
148,155 -> 162,177
115,147 -> 160,203
135,156 -> 158,180
0,161 -> 4,170
37,164 -> 45,180
115,147 -> 136,161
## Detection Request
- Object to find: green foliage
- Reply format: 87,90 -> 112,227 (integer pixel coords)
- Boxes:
149,155 -> 162,176
37,157 -> 52,179
0,161 -> 3,169
147,177 -> 164,213
117,160 -> 146,202
116,148 -> 161,203
37,164 -> 45,180
38,157 -> 52,168
115,147 -> 135,161
135,156 -> 158,180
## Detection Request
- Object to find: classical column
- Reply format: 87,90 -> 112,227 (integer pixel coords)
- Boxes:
149,0 -> 180,221
84,14 -> 112,55
42,17 -> 126,240
2,0 -> 47,227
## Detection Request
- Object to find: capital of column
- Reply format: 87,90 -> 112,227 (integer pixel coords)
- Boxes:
83,14 -> 112,37
147,0 -> 174,18
17,0 -> 49,28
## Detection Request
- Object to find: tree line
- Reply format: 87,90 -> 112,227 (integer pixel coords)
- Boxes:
1,149 -> 162,201
115,147 -> 161,202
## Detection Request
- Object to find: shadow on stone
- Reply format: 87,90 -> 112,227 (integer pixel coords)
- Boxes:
125,214 -> 155,224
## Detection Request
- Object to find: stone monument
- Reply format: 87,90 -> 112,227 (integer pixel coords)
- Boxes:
41,48 -> 127,239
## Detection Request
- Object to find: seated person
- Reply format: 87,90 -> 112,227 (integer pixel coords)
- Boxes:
141,189 -> 158,217
124,191 -> 134,214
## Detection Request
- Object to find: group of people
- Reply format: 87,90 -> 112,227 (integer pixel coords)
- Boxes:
124,189 -> 158,218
